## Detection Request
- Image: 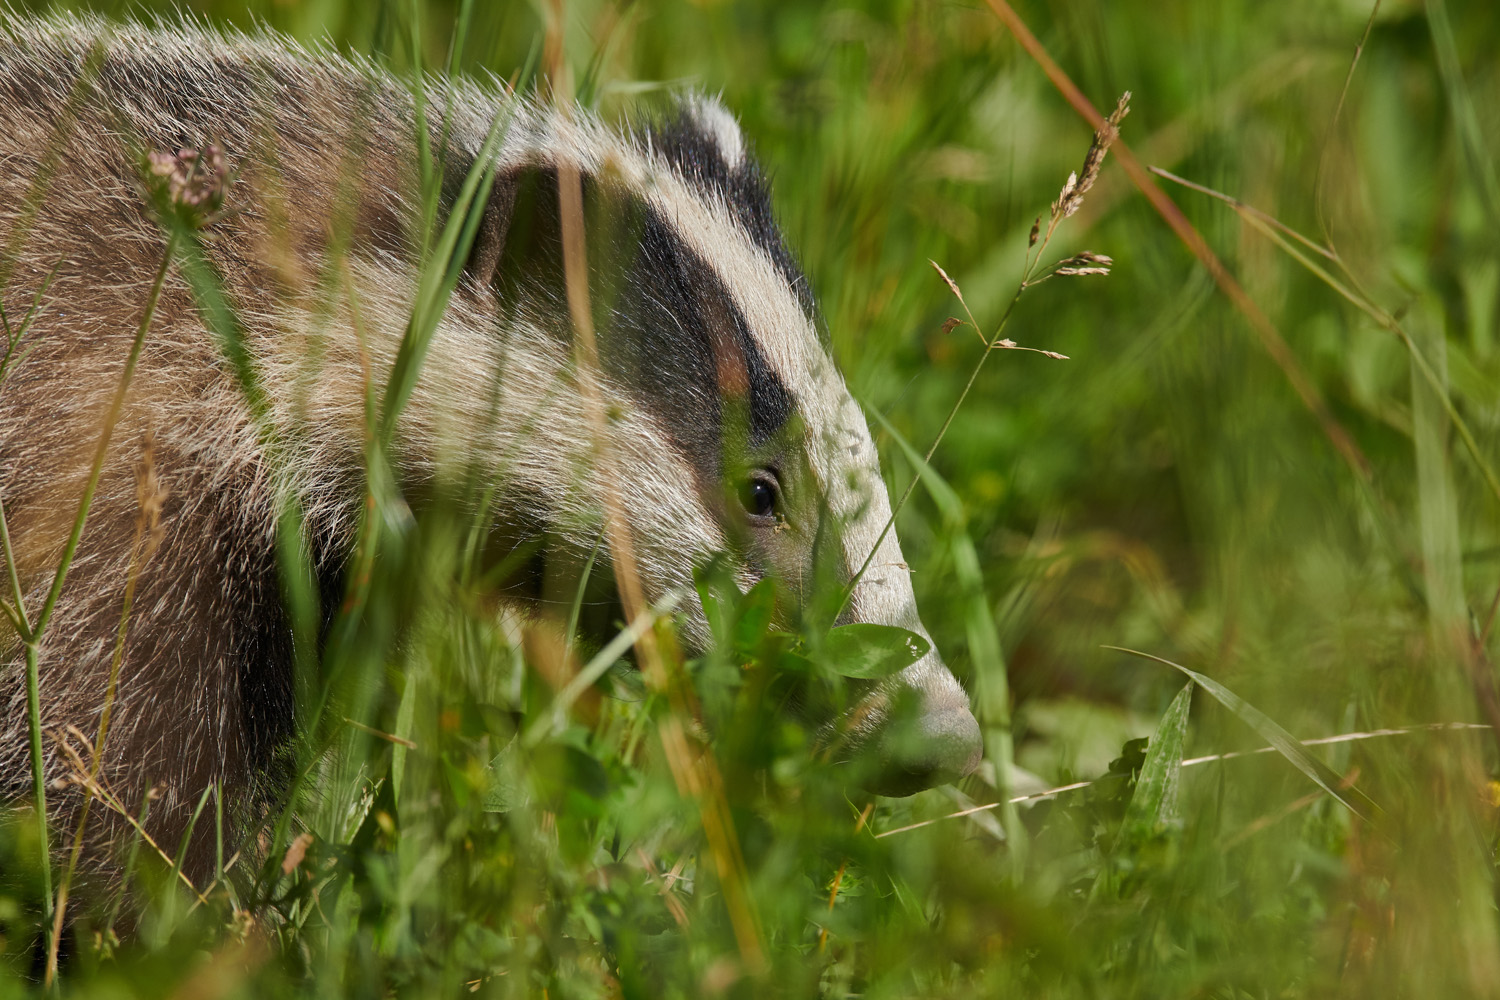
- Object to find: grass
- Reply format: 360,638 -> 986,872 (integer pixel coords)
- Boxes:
2,0 -> 1500,996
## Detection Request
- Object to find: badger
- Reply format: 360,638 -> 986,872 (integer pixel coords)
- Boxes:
0,14 -> 982,865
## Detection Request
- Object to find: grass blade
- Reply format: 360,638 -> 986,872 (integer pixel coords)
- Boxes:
1104,646 -> 1381,822
1426,0 -> 1500,233
1123,682 -> 1192,832
868,406 -> 1024,858
1410,309 -> 1465,638
527,587 -> 687,748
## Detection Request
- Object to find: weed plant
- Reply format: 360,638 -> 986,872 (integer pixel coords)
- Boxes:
2,0 -> 1500,997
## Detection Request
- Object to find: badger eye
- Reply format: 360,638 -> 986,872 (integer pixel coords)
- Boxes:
740,473 -> 779,521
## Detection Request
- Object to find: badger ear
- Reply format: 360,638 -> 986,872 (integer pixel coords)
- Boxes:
679,94 -> 745,171
651,93 -> 748,176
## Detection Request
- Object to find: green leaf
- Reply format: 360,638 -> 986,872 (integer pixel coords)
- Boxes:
483,736 -> 526,814
1123,682 -> 1192,833
734,577 -> 778,654
821,623 -> 930,680
1105,647 -> 1381,822
391,668 -> 417,801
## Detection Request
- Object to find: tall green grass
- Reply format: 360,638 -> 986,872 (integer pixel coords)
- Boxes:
2,0 -> 1499,996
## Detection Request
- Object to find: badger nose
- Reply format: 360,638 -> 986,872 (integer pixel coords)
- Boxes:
867,694 -> 983,797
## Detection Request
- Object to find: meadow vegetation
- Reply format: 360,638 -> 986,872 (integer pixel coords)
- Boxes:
3,0 -> 1500,996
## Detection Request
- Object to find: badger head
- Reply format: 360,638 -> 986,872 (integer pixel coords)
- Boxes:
457,95 -> 982,795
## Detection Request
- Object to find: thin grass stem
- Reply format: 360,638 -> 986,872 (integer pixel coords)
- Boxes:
30,234 -> 175,639
52,736 -> 209,907
0,493 -> 30,634
841,256 -> 1038,618
563,530 -> 604,667
1149,166 -> 1339,261
23,642 -> 50,915
1314,0 -> 1381,247
46,480 -> 156,985
19,229 -> 176,975
877,722 -> 1486,839
102,784 -> 152,940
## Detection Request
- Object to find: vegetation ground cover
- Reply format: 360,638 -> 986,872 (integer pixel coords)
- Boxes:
2,0 -> 1499,996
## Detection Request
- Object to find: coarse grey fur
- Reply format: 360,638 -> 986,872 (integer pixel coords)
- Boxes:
0,13 -> 980,873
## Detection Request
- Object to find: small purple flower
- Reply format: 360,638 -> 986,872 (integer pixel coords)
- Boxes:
145,143 -> 228,225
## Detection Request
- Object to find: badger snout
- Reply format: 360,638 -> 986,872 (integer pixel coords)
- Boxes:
869,697 -> 983,797
839,653 -> 983,797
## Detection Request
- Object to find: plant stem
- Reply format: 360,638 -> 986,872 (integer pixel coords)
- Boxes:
842,280 -> 1030,615
0,493 -> 30,633
24,641 -> 50,917
21,229 -> 176,983
47,508 -> 150,987
31,234 -> 176,639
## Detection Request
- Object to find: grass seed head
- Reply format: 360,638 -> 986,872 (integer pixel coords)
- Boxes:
1054,250 -> 1114,276
135,434 -> 169,560
1051,91 -> 1132,222
929,259 -> 964,303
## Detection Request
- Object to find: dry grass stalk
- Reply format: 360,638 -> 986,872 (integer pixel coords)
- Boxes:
816,802 -> 874,953
342,717 -> 417,749
50,732 -> 209,906
876,721 -> 1487,839
635,847 -> 690,928
47,433 -> 171,983
548,23 -> 764,971
982,0 -> 1375,486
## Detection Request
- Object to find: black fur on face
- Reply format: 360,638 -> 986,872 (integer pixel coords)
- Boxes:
483,163 -> 798,507
644,105 -> 815,318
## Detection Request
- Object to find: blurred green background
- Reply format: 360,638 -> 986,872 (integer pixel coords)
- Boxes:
6,0 -> 1500,995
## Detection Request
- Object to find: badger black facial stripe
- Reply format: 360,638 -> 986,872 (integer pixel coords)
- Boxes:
646,105 -> 813,316
489,161 -> 797,494
595,196 -> 796,493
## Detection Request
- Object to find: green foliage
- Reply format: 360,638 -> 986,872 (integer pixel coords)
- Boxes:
1122,681 -> 1190,837
2,0 -> 1500,996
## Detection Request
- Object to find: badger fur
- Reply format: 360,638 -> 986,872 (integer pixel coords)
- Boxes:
0,14 -> 981,866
